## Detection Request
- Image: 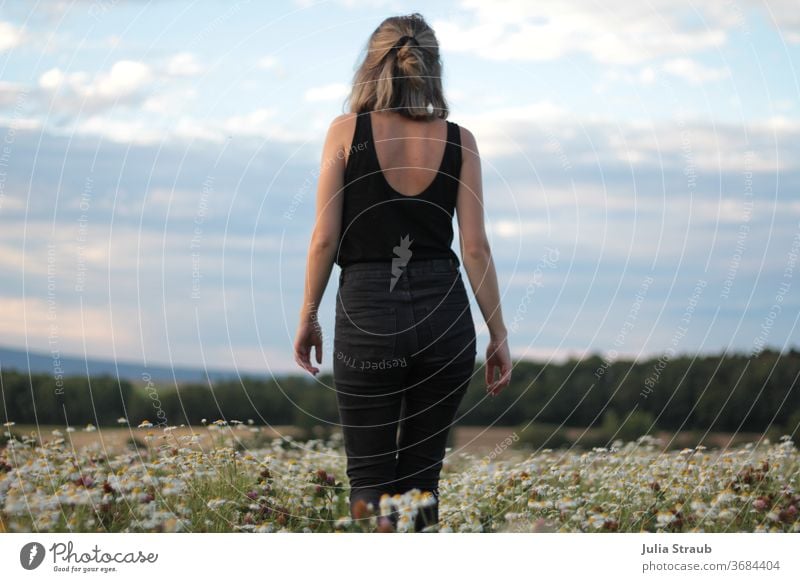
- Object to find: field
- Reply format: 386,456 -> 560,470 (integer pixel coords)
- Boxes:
1,422 -> 799,533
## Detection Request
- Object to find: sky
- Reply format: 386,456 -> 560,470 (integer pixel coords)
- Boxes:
0,0 -> 799,377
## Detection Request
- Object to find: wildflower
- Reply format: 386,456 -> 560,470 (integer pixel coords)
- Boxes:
74,475 -> 94,488
206,498 -> 228,510
335,516 -> 352,529
753,498 -> 769,511
656,511 -> 676,526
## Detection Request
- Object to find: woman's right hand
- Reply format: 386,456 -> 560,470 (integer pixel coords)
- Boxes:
485,333 -> 511,396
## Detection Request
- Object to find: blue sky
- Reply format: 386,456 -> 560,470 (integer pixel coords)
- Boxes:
0,0 -> 799,375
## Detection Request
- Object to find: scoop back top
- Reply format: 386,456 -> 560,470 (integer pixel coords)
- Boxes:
335,111 -> 463,269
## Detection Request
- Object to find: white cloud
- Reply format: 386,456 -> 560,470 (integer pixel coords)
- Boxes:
165,52 -> 204,77
76,115 -> 165,145
639,67 -> 657,84
0,116 -> 40,130
488,219 -> 548,239
458,99 -> 794,175
757,0 -> 800,42
459,100 -> 570,156
0,81 -> 27,107
38,68 -> 65,91
222,107 -> 277,135
304,82 -> 349,102
0,296 -> 133,353
38,60 -> 153,112
434,0 -> 728,65
661,58 -> 730,85
257,55 -> 279,70
142,88 -> 198,114
0,21 -> 25,52
257,55 -> 287,77
0,194 -> 26,213
51,106 -> 309,145
84,60 -> 151,99
509,345 -> 596,365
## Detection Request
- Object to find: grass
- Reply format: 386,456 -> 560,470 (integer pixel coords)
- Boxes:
1,421 -> 799,533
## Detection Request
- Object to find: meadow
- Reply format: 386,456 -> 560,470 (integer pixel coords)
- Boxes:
1,421 -> 799,533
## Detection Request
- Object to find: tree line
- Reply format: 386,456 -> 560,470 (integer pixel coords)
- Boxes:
1,348 -> 798,435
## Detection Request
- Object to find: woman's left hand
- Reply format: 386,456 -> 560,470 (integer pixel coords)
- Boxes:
294,318 -> 323,375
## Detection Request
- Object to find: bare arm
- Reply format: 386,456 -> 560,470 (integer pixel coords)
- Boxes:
294,114 -> 348,375
455,126 -> 512,395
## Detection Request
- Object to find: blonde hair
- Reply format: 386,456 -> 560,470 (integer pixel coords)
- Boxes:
346,13 -> 448,120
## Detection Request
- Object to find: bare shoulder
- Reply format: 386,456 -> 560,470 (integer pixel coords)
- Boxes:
329,112 -> 357,138
325,112 -> 356,152
456,124 -> 479,157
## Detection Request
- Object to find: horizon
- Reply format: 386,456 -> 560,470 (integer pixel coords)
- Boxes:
1,339 -> 796,384
0,1 -> 798,376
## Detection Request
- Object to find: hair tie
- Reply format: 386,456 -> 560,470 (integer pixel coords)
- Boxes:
391,35 -> 416,53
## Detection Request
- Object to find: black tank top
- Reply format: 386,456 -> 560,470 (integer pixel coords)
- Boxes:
335,111 -> 462,268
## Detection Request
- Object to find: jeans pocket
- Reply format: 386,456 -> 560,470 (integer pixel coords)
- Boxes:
334,305 -> 400,372
428,302 -> 476,361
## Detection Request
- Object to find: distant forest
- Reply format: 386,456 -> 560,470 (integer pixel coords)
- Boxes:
2,348 -> 799,436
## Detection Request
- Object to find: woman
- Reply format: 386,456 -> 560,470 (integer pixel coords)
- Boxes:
294,12 -> 511,531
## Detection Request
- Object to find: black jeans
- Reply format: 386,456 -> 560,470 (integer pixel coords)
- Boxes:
333,256 -> 477,529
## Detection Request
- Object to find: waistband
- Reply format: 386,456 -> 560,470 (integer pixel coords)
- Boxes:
340,256 -> 458,276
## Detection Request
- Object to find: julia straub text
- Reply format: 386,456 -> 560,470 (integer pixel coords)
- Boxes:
641,543 -> 712,555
